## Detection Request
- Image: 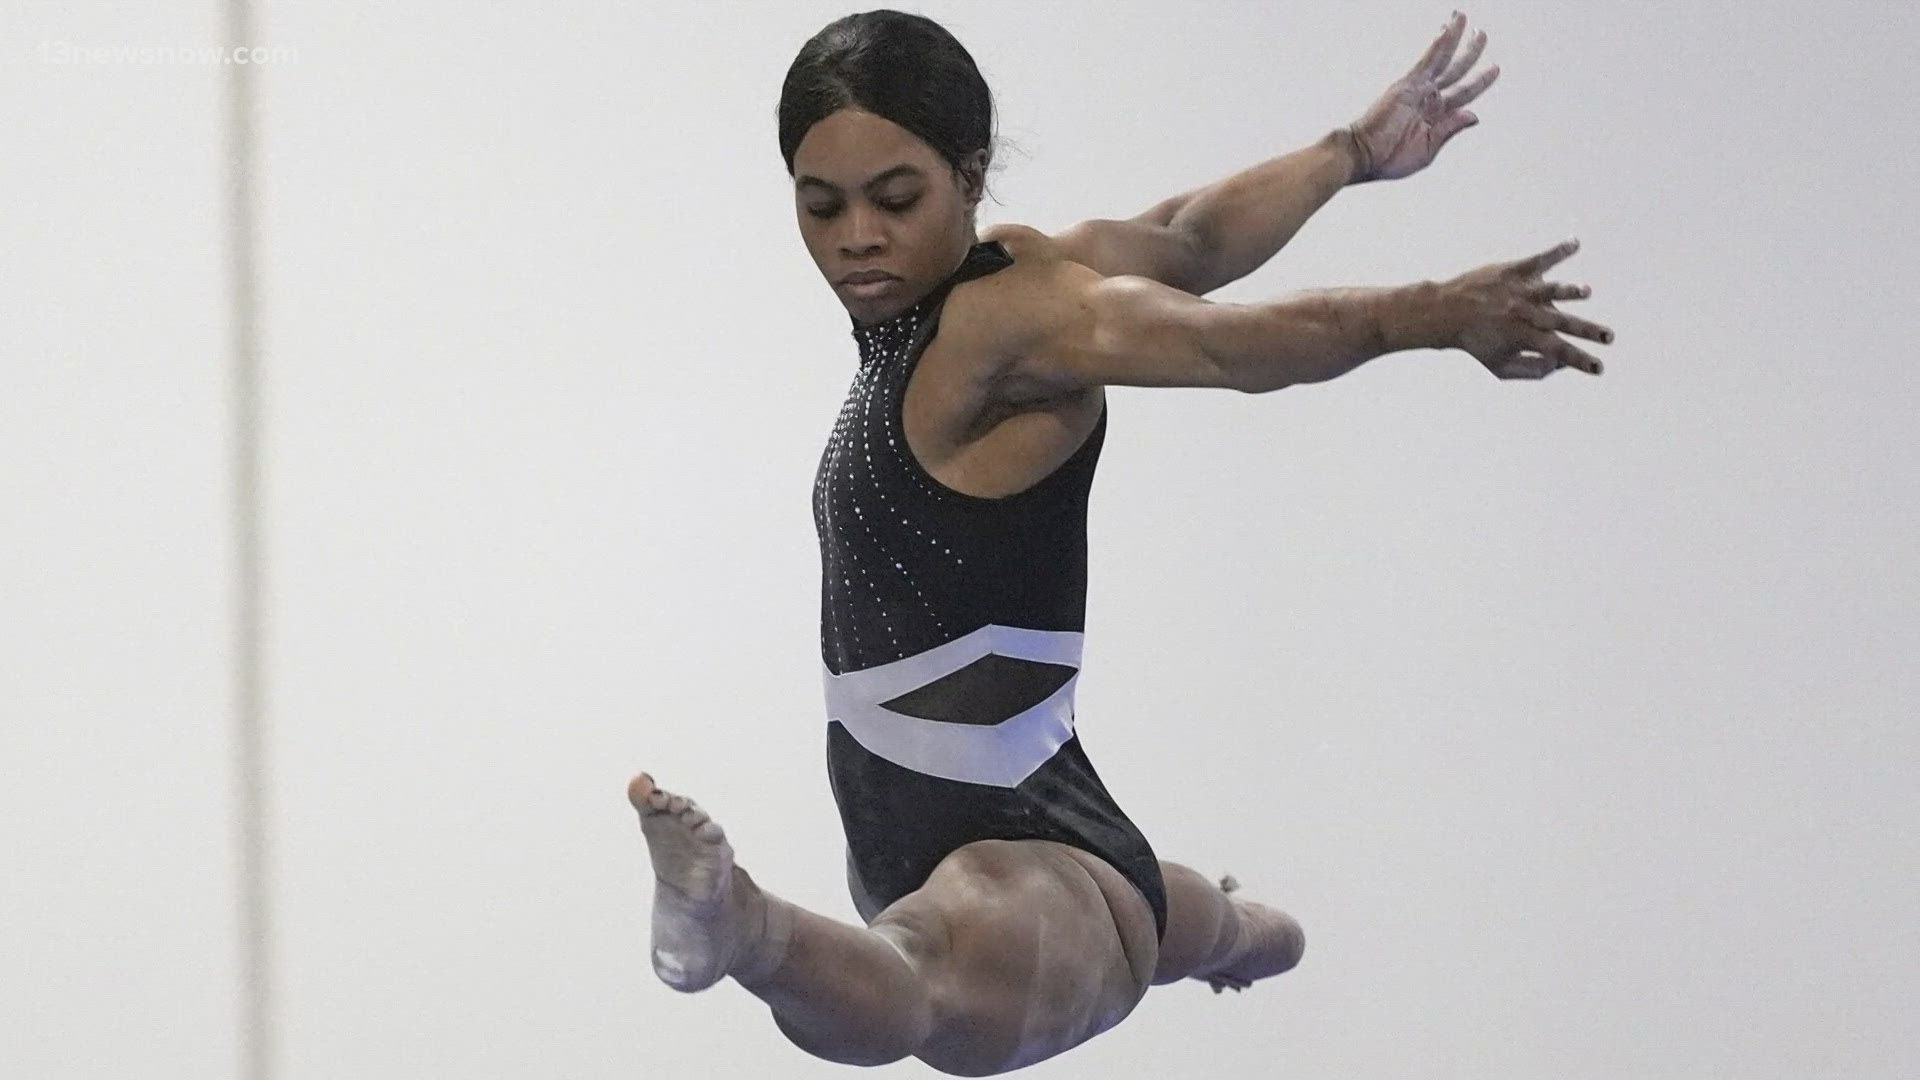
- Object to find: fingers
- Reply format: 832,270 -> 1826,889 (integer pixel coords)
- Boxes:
1515,238 -> 1580,277
1493,336 -> 1604,379
1495,352 -> 1553,380
1528,280 -> 1592,303
1557,343 -> 1603,375
1478,252 -> 1610,379
1520,301 -> 1613,346
1439,27 -> 1489,88
1526,331 -> 1604,375
1433,109 -> 1479,149
1442,61 -> 1498,111
1411,11 -> 1467,81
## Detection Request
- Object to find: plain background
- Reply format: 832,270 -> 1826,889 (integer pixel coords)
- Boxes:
5,1 -> 1915,1077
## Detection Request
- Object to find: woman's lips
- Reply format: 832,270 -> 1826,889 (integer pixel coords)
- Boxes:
843,276 -> 899,296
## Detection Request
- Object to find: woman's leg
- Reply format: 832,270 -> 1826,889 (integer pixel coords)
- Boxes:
630,774 -> 1152,1075
1150,859 -> 1306,988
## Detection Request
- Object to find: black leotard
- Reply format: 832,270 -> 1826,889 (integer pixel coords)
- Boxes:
812,238 -> 1167,941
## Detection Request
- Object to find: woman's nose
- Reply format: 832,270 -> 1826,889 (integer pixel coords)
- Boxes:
840,202 -> 887,252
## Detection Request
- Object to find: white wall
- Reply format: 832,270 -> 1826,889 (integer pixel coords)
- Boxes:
5,0 -> 239,1075
6,1 -> 1914,1077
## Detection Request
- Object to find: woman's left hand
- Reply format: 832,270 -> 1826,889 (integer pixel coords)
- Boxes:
1345,11 -> 1500,184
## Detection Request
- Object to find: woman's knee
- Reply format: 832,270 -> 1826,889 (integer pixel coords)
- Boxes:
766,912 -> 939,1067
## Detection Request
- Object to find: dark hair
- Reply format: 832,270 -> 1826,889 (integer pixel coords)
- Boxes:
777,10 -> 1003,205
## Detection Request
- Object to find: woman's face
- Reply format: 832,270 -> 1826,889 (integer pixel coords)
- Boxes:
792,108 -> 983,325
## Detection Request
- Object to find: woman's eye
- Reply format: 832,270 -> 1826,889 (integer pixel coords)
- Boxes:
805,197 -> 917,220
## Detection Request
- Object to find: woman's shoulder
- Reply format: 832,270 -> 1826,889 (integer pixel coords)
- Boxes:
974,223 -> 1123,295
946,225 -> 1110,377
972,224 -> 1097,303
980,222 -> 1063,264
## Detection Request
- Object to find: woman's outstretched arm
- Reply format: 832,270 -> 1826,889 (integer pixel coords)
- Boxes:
986,236 -> 1609,396
1051,130 -> 1356,296
1150,129 -> 1362,294
1054,12 -> 1500,297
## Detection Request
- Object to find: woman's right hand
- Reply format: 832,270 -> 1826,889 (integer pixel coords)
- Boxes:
1438,239 -> 1612,379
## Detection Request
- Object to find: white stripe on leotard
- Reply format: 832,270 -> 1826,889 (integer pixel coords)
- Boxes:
823,624 -> 1082,789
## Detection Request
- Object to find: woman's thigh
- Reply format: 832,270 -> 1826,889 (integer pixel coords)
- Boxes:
869,838 -> 1156,1076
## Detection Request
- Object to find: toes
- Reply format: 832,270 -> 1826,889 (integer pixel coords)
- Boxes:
1204,971 -> 1251,993
627,774 -> 695,817
629,778 -> 726,841
627,773 -> 656,810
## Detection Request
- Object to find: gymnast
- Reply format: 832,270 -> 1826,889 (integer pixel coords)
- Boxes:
631,9 -> 1611,1075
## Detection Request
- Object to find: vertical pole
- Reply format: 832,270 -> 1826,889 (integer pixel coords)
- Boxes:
221,2 -> 273,1078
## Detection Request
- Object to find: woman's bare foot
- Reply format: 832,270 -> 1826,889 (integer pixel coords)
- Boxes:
1200,874 -> 1306,994
629,772 -> 772,992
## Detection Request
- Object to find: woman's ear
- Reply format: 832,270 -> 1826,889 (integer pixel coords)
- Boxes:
958,149 -> 989,206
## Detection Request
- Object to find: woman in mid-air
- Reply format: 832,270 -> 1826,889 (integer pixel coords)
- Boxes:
632,9 -> 1612,1075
